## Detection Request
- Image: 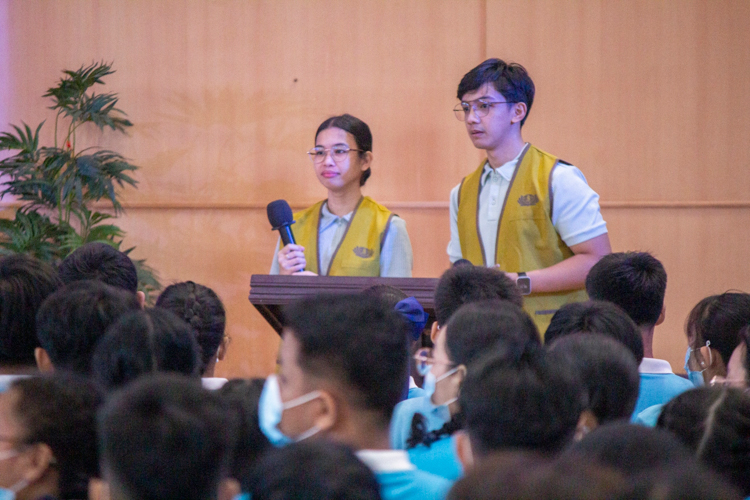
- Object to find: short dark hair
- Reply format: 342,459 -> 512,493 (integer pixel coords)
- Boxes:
544,301 -> 644,364
92,308 -> 201,391
686,292 -> 750,367
282,293 -> 409,423
217,378 -> 271,487
444,300 -> 540,367
434,266 -> 523,326
547,333 -> 640,424
315,114 -> 373,186
156,281 -> 226,374
99,375 -> 237,500
585,252 -> 667,327
0,254 -> 62,365
58,242 -> 138,293
247,441 -> 382,500
459,345 -> 586,456
9,374 -> 103,500
36,280 -> 141,374
457,59 -> 535,127
361,284 -> 408,309
657,387 -> 750,496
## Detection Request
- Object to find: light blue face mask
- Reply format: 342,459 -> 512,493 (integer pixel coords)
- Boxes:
422,367 -> 459,407
684,342 -> 711,387
257,374 -> 322,446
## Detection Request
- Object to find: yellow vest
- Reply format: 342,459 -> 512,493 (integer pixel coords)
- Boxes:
293,196 -> 393,276
457,144 -> 588,333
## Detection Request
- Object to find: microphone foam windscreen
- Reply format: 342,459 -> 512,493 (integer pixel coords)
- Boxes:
267,200 -> 294,230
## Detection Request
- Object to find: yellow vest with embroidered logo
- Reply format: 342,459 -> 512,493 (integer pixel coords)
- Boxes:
457,144 -> 588,334
292,196 -> 393,276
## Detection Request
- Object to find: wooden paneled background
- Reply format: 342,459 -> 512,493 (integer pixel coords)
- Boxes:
2,0 -> 749,377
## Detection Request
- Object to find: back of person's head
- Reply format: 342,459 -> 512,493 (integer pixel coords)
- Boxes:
459,344 -> 586,457
686,292 -> 750,368
623,461 -> 743,500
99,374 -> 238,500
58,242 -> 138,293
248,440 -> 381,500
35,280 -> 141,374
562,422 -> 695,478
547,333 -> 640,425
6,374 -> 103,499
448,452 -> 628,500
0,254 -> 62,367
657,387 -> 750,496
361,284 -> 408,309
434,265 -> 523,326
585,252 -> 667,327
456,58 -> 535,126
217,378 -> 271,487
92,308 -> 201,391
282,293 -> 409,425
445,300 -> 540,368
544,301 -> 644,364
156,281 -> 226,375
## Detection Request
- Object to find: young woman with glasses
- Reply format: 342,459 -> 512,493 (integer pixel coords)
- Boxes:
270,114 -> 412,277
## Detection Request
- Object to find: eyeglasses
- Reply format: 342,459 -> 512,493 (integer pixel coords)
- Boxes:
687,340 -> 712,373
307,147 -> 363,164
413,348 -> 455,377
453,99 -> 516,121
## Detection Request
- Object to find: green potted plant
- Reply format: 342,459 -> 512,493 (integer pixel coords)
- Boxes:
0,61 -> 161,301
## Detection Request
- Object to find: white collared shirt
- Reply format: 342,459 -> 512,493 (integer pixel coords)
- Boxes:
639,357 -> 675,374
356,449 -> 416,473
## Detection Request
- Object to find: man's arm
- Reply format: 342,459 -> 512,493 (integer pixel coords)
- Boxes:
505,232 -> 611,293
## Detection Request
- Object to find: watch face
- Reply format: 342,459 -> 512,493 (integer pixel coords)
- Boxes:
517,276 -> 531,295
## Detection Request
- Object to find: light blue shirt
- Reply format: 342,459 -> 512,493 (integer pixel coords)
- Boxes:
390,396 -> 451,450
633,358 -> 694,416
447,144 -> 608,265
271,201 -> 412,277
633,404 -> 664,427
407,435 -> 463,481
357,450 -> 451,500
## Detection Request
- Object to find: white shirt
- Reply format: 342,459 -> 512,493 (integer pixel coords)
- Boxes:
447,144 -> 608,265
356,450 -> 416,473
639,358 -> 675,374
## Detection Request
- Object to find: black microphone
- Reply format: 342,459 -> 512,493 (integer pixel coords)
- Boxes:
267,199 -> 297,246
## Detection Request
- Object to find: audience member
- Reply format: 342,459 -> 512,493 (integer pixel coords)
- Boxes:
622,462 -> 743,500
217,378 -> 271,489
546,333 -> 640,435
455,344 -> 586,470
0,374 -> 103,500
247,441 -> 383,500
35,280 -> 140,375
657,387 -> 750,497
724,326 -> 748,387
98,374 -> 239,500
0,255 -> 61,378
58,242 -> 145,306
156,281 -> 228,377
259,293 -> 450,500
91,308 -> 201,391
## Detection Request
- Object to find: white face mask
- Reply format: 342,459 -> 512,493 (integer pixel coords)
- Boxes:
258,375 -> 322,445
422,367 -> 459,406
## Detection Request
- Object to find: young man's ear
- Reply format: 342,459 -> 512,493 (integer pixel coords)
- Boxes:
656,306 -> 666,326
510,102 -> 528,125
22,442 -> 56,483
136,291 -> 147,309
34,347 -> 54,373
312,390 -> 338,434
454,430 -> 475,472
430,322 -> 440,343
217,336 -> 230,361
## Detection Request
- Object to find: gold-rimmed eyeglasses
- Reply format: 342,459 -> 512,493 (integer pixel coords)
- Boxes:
307,147 -> 363,164
453,99 -> 517,121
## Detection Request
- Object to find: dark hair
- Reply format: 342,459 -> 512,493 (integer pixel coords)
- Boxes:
156,281 -> 226,374
361,284 -> 408,309
92,308 -> 201,391
657,387 -> 750,495
217,378 -> 271,487
36,280 -> 141,374
544,301 -> 644,364
744,327 -> 750,383
547,333 -> 640,424
456,58 -> 535,127
434,265 -> 523,326
0,254 -> 62,365
315,114 -> 373,186
585,252 -> 667,327
58,242 -> 138,293
99,374 -> 238,500
459,344 -> 586,456
282,293 -> 409,424
686,292 -> 750,368
247,440 -> 382,500
10,374 -> 103,499
621,462 -> 743,500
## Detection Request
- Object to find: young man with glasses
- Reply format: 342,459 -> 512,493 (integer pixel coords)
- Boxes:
448,59 -> 611,332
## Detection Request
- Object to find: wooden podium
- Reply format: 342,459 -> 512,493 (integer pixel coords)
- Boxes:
249,275 -> 439,334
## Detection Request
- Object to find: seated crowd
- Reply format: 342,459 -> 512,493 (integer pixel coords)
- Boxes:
0,244 -> 749,500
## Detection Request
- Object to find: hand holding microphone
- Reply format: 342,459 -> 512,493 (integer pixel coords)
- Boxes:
267,200 -> 308,275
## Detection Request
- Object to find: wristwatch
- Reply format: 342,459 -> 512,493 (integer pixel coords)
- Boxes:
516,272 -> 531,295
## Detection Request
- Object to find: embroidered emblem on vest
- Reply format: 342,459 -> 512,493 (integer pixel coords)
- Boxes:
353,246 -> 374,259
517,194 -> 539,207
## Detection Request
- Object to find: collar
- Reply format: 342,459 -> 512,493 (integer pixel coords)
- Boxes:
639,358 -> 674,374
320,201 -> 354,231
356,450 -> 415,473
409,376 -> 418,389
480,143 -> 528,186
